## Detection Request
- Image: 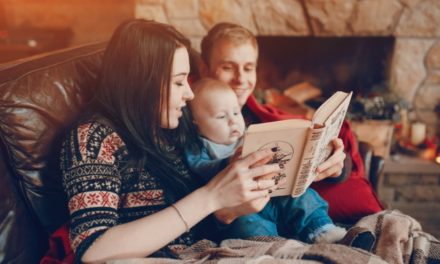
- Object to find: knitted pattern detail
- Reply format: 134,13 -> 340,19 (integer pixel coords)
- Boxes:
60,120 -> 197,261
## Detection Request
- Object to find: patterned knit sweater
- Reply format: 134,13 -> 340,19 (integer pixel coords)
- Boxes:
60,119 -> 200,262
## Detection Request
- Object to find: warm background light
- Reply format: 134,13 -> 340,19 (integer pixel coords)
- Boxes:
0,0 -> 134,46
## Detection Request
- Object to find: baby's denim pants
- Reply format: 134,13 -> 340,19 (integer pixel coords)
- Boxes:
222,188 -> 334,243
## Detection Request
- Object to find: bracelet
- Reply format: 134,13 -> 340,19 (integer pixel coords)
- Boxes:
171,204 -> 189,233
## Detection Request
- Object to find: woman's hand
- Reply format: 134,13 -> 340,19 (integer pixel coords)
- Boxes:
205,148 -> 281,215
213,196 -> 270,224
314,138 -> 346,182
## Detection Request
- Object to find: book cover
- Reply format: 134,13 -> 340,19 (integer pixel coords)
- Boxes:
242,91 -> 353,197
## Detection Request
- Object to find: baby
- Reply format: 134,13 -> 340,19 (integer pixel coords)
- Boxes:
185,78 -> 348,244
186,78 -> 245,178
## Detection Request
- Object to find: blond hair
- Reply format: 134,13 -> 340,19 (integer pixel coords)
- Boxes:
200,22 -> 258,66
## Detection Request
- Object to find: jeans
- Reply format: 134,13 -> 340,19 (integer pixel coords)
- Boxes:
222,188 -> 334,243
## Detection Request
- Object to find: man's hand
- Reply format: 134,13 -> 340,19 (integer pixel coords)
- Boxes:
314,138 -> 346,182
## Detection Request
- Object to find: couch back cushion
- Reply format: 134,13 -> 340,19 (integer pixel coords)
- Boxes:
0,42 -> 106,233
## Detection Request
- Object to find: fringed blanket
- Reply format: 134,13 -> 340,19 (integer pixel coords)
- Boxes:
356,210 -> 440,264
108,239 -> 386,264
107,210 -> 439,264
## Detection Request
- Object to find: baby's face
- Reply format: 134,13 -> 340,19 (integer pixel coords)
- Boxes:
192,89 -> 245,145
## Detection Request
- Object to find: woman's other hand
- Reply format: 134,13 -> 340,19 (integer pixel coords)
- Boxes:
314,138 -> 346,182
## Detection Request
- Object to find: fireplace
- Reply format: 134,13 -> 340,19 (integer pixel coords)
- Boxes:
135,0 -> 440,136
256,36 -> 395,98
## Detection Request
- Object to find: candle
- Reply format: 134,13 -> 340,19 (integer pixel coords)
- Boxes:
400,109 -> 410,140
410,122 -> 426,146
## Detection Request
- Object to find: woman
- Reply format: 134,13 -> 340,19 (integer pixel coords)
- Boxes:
60,19 -> 280,263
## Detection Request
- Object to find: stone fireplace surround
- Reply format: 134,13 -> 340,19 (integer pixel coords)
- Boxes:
135,0 -> 440,135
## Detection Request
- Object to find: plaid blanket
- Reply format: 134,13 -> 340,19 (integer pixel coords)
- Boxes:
356,210 -> 440,264
107,210 -> 439,264
108,238 -> 386,264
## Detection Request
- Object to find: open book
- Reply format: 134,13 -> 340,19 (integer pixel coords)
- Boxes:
242,91 -> 353,197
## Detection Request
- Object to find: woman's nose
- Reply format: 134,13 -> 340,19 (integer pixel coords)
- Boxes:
184,84 -> 194,100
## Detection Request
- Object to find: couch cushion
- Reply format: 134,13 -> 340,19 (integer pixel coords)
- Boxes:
0,42 -> 106,233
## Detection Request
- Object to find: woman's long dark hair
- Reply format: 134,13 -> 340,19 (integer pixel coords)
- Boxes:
93,19 -> 194,202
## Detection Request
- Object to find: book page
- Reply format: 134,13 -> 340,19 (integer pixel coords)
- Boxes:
313,91 -> 350,125
242,124 -> 310,197
299,91 -> 353,193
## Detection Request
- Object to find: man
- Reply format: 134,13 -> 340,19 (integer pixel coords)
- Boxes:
199,22 -> 383,224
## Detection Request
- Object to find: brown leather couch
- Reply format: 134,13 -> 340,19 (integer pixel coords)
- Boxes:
0,42 -> 106,263
0,42 -> 383,263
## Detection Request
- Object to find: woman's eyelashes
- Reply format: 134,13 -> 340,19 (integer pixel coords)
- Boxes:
174,79 -> 185,87
174,76 -> 188,87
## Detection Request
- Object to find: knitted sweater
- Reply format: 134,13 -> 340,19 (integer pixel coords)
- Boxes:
60,119 -> 199,262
